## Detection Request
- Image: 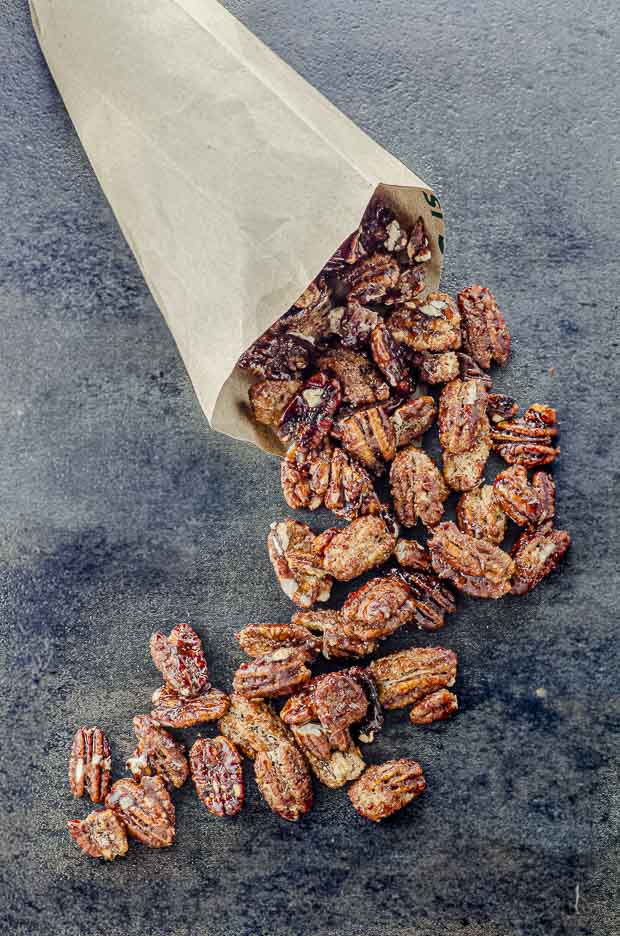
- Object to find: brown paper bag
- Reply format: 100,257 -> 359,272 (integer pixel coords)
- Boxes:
30,0 -> 444,455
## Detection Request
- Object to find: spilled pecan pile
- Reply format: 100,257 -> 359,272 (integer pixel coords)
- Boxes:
67,199 -> 570,859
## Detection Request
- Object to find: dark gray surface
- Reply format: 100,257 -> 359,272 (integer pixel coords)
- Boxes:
0,1 -> 618,934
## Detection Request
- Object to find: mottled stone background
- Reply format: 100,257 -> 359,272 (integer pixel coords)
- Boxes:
0,1 -> 618,934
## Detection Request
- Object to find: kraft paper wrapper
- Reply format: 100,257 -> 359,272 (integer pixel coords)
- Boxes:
30,0 -> 445,455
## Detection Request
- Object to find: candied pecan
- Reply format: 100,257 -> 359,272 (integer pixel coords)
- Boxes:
267,519 -> 333,608
127,715 -> 189,789
413,351 -> 460,385
336,404 -> 397,474
383,265 -> 426,305
428,521 -> 514,598
323,447 -> 381,520
279,372 -> 342,450
391,395 -> 437,447
389,293 -> 461,352
348,667 -> 384,744
218,694 -> 292,759
390,446 -> 448,528
438,379 -> 489,455
313,671 -> 368,752
456,352 -> 493,387
491,404 -> 560,466
150,685 -> 229,728
291,724 -> 366,788
149,623 -> 210,699
293,609 -> 378,659
68,809 -> 128,861
456,484 -> 507,545
106,775 -> 175,848
409,689 -> 458,725
348,759 -> 426,822
457,284 -> 510,369
281,441 -> 332,510
396,570 -> 456,632
510,522 -> 570,595
487,392 -> 519,423
442,418 -> 491,491
343,252 -> 400,305
254,742 -> 313,821
370,322 -> 414,395
238,332 -> 313,380
394,538 -> 432,571
68,726 -> 112,803
360,200 -> 397,253
279,277 -> 333,343
236,624 -> 321,659
369,646 -> 458,709
342,573 -> 415,641
493,465 -> 556,527
316,349 -> 389,407
323,227 -> 366,272
337,301 -> 380,349
381,216 -> 409,253
407,217 -> 432,263
232,647 -> 313,699
249,379 -> 302,429
189,736 -> 244,817
322,515 -> 397,582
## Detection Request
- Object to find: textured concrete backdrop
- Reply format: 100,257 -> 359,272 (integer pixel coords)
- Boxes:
0,1 -> 618,935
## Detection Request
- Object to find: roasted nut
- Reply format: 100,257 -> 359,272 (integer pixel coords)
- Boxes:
291,724 -> 366,788
390,446 -> 448,528
322,515 -> 397,582
370,322 -> 414,395
238,332 -> 313,380
428,521 -> 514,598
323,227 -> 366,272
348,759 -> 426,822
487,392 -> 519,423
457,284 -> 510,369
281,441 -> 332,510
316,349 -> 390,407
279,277 -> 333,343
406,217 -> 432,263
493,465 -> 556,527
236,624 -> 321,659
438,379 -> 489,455
360,200 -> 400,253
389,293 -> 461,352
218,694 -> 292,759
491,404 -> 560,467
279,372 -> 342,450
337,301 -> 380,349
323,447 -> 381,520
336,404 -> 397,474
348,667 -> 384,744
68,726 -> 112,803
249,379 -> 302,429
343,252 -> 400,305
394,538 -> 432,571
149,623 -> 210,699
106,775 -> 175,848
150,685 -> 229,728
313,671 -> 369,752
413,351 -> 460,385
67,809 -> 128,861
127,715 -> 189,789
232,647 -> 313,699
293,607 -> 379,659
369,646 -> 458,709
396,570 -> 456,632
391,396 -> 437,447
456,352 -> 493,387
442,418 -> 491,491
342,573 -> 415,641
383,265 -> 426,305
409,689 -> 458,725
456,484 -> 507,544
254,742 -> 313,821
189,736 -> 244,817
267,519 -> 333,608
510,522 -> 570,595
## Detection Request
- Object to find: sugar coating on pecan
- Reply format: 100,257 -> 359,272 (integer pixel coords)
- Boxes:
321,515 -> 397,582
456,484 -> 507,545
369,322 -> 414,395
369,646 -> 458,709
279,372 -> 342,450
442,418 -> 491,491
316,348 -> 390,407
395,570 -> 456,632
383,265 -> 426,305
493,465 -> 556,527
254,741 -> 313,821
456,352 -> 493,387
323,446 -> 381,520
232,646 -> 313,699
457,284 -> 510,369
391,396 -> 437,448
249,379 -> 302,429
189,736 -> 244,817
218,694 -> 293,759
510,522 -> 570,595
150,685 -> 229,728
68,809 -> 128,861
348,759 -> 426,822
409,689 -> 458,725
235,623 -> 322,660
106,775 -> 175,848
313,671 -> 369,752
291,723 -> 366,788
267,519 -> 333,608
149,623 -> 210,699
487,392 -> 519,423
127,715 -> 189,789
407,217 -> 432,263
491,404 -> 560,467
413,351 -> 460,385
438,379 -> 489,455
389,293 -> 461,352
335,404 -> 397,474
68,726 -> 112,803
238,332 -> 313,380
279,277 -> 334,343
394,538 -> 432,571
342,573 -> 416,641
281,441 -> 332,510
343,252 -> 401,306
390,446 -> 448,528
292,608 -> 379,659
428,521 -> 514,598
337,300 -> 380,349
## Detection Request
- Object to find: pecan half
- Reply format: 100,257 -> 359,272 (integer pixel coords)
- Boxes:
369,322 -> 414,395
238,332 -> 313,380
391,396 -> 437,447
406,217 -> 432,263
457,284 -> 510,368
281,441 -> 332,510
342,573 -> 415,641
254,742 -> 313,821
487,392 -> 519,423
510,522 -> 570,595
493,465 -> 556,527
343,252 -> 400,305
236,624 -> 321,660
323,447 -> 381,520
335,404 -> 397,474
127,715 -> 189,789
218,694 -> 292,759
106,776 -> 175,848
348,759 -> 426,822
68,726 -> 112,803
292,608 -> 379,659
389,293 -> 461,352
442,418 -> 491,491
409,689 -> 458,725
390,446 -> 448,528
438,379 -> 489,455
491,404 -> 560,467
150,685 -> 229,728
322,515 -> 397,582
316,349 -> 389,407
348,667 -> 384,744
189,736 -> 244,817
394,538 -> 432,571
383,265 -> 426,305
232,647 -> 313,699
456,352 -> 493,387
290,725 -> 366,788
313,671 -> 369,752
279,372 -> 342,450
337,301 -> 380,349
456,484 -> 507,544
249,379 -> 302,429
149,623 -> 210,699
68,809 -> 128,861
267,519 -> 333,608
369,646 -> 458,709
279,277 -> 333,343
428,521 -> 514,598
396,570 -> 456,632
413,351 -> 460,385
